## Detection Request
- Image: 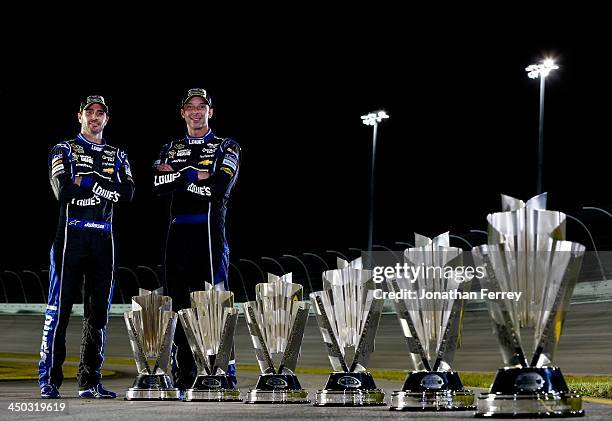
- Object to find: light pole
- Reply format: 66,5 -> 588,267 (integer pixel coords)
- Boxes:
525,59 -> 559,195
394,241 -> 414,249
583,206 -> 612,221
283,254 -> 314,294
303,252 -> 329,270
261,256 -> 286,275
361,110 -> 389,252
449,234 -> 473,250
240,258 -> 265,283
326,249 -> 348,262
565,213 -> 608,282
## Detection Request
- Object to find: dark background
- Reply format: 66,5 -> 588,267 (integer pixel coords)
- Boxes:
1,37 -> 610,275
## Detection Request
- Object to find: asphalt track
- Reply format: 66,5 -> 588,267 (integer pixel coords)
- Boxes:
0,302 -> 611,419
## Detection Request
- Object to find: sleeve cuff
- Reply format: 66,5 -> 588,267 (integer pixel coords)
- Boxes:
80,176 -> 94,189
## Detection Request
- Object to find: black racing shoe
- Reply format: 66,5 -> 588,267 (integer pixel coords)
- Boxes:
40,384 -> 61,399
78,383 -> 117,399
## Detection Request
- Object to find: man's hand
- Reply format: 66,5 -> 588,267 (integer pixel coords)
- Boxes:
74,176 -> 82,186
198,170 -> 210,180
156,164 -> 174,172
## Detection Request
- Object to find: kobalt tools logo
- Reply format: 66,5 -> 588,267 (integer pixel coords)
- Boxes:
265,377 -> 288,388
154,173 -> 179,186
187,184 -> 211,196
92,182 -> 120,202
420,374 -> 444,389
337,376 -> 361,388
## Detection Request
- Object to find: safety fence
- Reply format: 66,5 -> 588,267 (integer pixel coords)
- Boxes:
0,249 -> 611,313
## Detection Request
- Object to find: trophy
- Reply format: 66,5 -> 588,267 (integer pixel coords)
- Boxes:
243,273 -> 310,403
124,288 -> 180,400
472,194 -> 586,417
177,282 -> 241,402
386,233 -> 475,411
310,257 -> 386,406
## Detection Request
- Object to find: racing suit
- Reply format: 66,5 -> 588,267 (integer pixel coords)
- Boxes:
39,133 -> 135,389
152,129 -> 240,388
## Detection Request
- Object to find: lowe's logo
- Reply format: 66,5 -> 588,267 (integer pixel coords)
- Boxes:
265,377 -> 288,388
202,378 -> 222,389
337,376 -> 361,388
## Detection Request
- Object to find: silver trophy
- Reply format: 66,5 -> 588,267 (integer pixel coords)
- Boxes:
124,288 -> 180,400
472,194 -> 586,417
310,257 -> 385,406
177,282 -> 240,402
386,233 -> 475,411
243,273 -> 310,403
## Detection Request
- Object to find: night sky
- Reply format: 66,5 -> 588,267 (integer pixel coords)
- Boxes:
2,36 -> 610,276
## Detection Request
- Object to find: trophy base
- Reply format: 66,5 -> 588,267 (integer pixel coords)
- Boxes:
314,372 -> 386,406
245,374 -> 310,404
124,374 -> 180,401
184,389 -> 242,402
475,367 -> 584,418
183,374 -> 242,402
390,371 -> 475,411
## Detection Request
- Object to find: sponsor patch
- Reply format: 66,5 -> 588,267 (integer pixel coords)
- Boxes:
104,149 -> 115,156
222,156 -> 238,171
154,172 -> 180,186
92,182 -> 120,202
51,164 -> 64,177
73,144 -> 84,153
187,183 -> 211,196
176,149 -> 191,157
175,143 -> 185,149
199,159 -> 213,166
221,167 -> 234,176
71,196 -> 101,206
80,155 -> 94,165
103,167 -> 115,174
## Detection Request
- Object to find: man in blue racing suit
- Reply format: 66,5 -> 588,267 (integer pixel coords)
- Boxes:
153,88 -> 240,391
39,95 -> 135,399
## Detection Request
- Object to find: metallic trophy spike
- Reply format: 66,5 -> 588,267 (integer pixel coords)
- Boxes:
177,286 -> 241,402
244,273 -> 310,404
311,261 -> 385,406
473,194 -> 586,417
125,288 -> 179,400
387,233 -> 475,411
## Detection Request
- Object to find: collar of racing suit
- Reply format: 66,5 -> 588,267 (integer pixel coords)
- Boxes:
76,133 -> 107,151
185,128 -> 215,144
